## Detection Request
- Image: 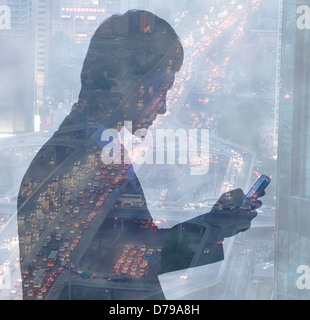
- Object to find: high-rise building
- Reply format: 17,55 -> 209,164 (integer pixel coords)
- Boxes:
46,0 -> 107,108
0,0 -> 35,133
33,0 -> 52,117
275,0 -> 310,299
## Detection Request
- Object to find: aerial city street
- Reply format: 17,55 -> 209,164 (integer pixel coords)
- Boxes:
0,0 -> 277,300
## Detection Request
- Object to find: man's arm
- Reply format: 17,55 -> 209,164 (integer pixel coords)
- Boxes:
158,217 -> 224,274
158,188 -> 261,274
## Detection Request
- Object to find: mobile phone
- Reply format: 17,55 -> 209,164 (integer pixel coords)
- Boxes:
242,174 -> 271,206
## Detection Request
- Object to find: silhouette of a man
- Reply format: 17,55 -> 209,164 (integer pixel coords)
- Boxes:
17,10 -> 264,300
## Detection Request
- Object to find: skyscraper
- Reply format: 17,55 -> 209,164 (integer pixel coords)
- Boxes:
33,0 -> 52,117
0,0 -> 35,133
275,0 -> 310,299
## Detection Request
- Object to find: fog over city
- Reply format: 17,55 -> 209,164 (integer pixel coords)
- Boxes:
0,0 -> 285,301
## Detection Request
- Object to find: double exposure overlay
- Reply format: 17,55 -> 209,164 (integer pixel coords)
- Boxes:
1,0 -> 305,301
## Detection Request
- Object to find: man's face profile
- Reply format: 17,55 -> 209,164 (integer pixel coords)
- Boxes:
79,10 -> 183,131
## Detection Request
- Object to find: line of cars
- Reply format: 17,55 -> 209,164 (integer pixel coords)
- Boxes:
19,148 -> 131,299
112,243 -> 161,279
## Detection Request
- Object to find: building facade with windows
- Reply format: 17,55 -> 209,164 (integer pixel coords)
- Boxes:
275,0 -> 310,299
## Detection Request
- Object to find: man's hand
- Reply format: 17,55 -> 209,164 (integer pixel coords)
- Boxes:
205,188 -> 263,238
